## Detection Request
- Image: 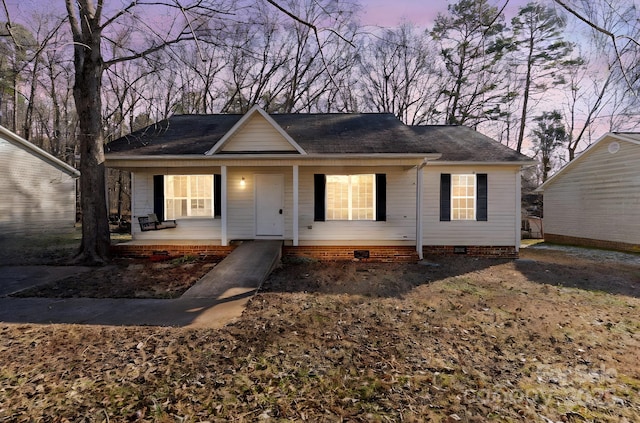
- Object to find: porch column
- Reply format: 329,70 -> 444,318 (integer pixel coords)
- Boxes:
130,173 -> 135,237
221,165 -> 228,246
293,165 -> 299,246
416,164 -> 424,260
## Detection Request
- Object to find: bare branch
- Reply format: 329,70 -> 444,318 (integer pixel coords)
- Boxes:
65,0 -> 82,40
100,1 -> 139,30
0,0 -> 19,46
174,0 -> 207,62
553,0 -> 638,95
264,0 -> 355,48
104,36 -> 195,67
262,0 -> 357,107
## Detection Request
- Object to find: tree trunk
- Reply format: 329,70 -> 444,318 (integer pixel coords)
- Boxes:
69,0 -> 111,265
23,55 -> 40,140
542,156 -> 550,182
516,39 -> 535,154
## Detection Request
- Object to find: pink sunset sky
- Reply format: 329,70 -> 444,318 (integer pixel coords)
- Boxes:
6,0 -> 549,28
359,0 -> 535,27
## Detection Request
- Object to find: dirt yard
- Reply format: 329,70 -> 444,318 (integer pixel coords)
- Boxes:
13,256 -> 222,299
1,243 -> 639,422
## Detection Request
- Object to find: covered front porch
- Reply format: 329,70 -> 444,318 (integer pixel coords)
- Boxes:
109,157 -> 432,261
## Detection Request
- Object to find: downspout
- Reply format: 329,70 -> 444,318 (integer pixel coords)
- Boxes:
130,173 -> 135,238
293,165 -> 299,246
416,158 -> 428,260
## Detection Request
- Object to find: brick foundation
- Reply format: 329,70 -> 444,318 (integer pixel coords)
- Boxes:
545,234 -> 640,254
282,246 -> 420,262
422,245 -> 518,258
110,244 -> 235,259
111,243 -> 519,261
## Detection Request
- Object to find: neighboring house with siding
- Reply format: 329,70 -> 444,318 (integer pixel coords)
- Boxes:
0,126 -> 79,238
536,132 -> 640,253
106,106 -> 533,260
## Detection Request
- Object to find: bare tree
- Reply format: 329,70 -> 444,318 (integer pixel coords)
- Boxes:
218,0 -> 359,114
219,6 -> 291,114
553,0 -> 640,96
276,0 -> 360,113
63,0 -> 235,264
359,22 -> 445,125
0,21 -> 37,133
558,0 -> 640,162
174,43 -> 225,114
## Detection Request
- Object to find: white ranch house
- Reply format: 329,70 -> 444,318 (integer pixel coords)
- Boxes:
106,106 -> 533,260
537,132 -> 640,253
0,126 -> 79,239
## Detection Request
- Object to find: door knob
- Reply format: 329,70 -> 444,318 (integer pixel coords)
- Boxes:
279,209 -> 283,214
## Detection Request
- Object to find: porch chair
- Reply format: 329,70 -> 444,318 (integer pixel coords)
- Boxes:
138,213 -> 177,231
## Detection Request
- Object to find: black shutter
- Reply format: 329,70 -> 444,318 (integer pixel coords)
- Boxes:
314,174 -> 326,221
375,174 -> 386,221
153,175 -> 165,222
440,173 -> 451,222
214,174 -> 222,217
476,173 -> 488,221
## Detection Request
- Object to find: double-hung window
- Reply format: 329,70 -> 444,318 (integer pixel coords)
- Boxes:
451,174 -> 476,220
325,174 -> 376,220
440,173 -> 488,221
164,175 -> 214,219
314,173 -> 386,222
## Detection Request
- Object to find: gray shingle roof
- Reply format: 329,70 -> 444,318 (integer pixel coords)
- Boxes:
106,113 -> 531,162
106,115 -> 240,155
409,125 -> 530,162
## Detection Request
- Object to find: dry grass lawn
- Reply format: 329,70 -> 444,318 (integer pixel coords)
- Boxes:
0,236 -> 639,422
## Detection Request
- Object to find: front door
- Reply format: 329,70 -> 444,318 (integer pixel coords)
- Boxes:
255,174 -> 284,237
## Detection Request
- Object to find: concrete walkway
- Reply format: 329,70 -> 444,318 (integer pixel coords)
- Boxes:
0,241 -> 282,328
182,240 -> 282,299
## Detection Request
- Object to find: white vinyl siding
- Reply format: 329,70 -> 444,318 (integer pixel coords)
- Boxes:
424,166 -> 519,246
131,172 -> 221,241
0,137 -> 76,237
543,138 -> 640,245
220,114 -> 297,152
131,163 -> 522,248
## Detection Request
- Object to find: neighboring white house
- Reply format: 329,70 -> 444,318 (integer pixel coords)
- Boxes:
106,106 -> 534,260
536,132 -> 640,253
0,126 -> 80,238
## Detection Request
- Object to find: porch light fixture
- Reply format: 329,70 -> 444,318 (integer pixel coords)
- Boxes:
240,176 -> 246,187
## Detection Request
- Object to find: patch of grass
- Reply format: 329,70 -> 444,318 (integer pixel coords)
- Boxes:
521,239 -> 544,247
438,277 -> 489,298
169,255 -> 199,265
110,232 -> 133,244
282,256 -> 319,264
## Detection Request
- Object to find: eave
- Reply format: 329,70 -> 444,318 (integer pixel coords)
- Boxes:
426,160 -> 537,167
105,153 -> 443,170
535,132 -> 635,192
0,125 -> 80,177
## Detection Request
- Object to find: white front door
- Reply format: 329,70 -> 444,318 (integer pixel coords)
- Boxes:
255,174 -> 285,237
